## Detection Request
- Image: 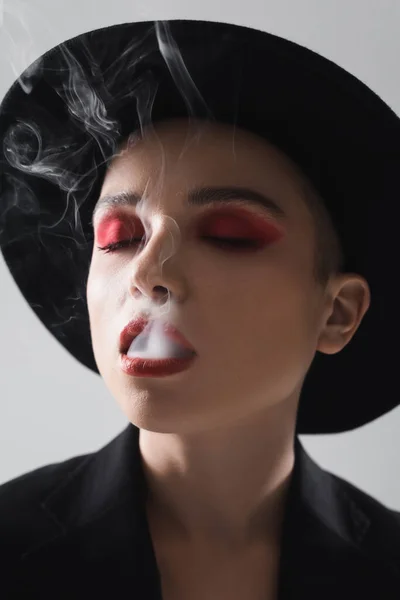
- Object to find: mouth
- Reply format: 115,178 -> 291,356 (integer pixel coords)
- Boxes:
119,318 -> 196,356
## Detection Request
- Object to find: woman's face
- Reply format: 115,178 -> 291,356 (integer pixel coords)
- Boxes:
87,118 -> 329,434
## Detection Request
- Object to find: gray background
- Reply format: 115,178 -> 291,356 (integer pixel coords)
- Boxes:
1,0 -> 399,508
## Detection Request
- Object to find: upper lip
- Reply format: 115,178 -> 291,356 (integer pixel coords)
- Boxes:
119,317 -> 196,355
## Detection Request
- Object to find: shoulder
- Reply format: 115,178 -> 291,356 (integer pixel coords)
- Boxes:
0,453 -> 90,562
331,469 -> 400,522
0,453 -> 89,499
330,469 -> 400,563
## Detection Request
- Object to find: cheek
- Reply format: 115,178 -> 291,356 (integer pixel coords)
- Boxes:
86,270 -> 119,364
86,268 -> 103,327
86,263 -> 116,321
194,257 -> 313,342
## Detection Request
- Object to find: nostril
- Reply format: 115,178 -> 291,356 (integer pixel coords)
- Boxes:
153,286 -> 169,302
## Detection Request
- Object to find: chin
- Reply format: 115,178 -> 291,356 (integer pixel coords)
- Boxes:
114,389 -> 206,435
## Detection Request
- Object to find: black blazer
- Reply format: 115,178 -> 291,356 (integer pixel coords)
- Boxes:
1,423 -> 400,599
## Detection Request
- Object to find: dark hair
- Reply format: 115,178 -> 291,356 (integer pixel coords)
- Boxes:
300,178 -> 345,287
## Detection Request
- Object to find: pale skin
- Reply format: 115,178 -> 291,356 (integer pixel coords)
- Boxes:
86,118 -> 370,597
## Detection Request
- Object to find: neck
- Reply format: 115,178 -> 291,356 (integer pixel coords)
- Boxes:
139,399 -> 298,548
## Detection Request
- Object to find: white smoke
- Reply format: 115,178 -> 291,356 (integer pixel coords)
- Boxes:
0,14 -> 214,351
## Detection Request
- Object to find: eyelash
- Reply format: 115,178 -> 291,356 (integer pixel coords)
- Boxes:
97,236 -> 264,254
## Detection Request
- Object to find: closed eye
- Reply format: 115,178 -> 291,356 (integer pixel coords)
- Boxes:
97,235 -> 263,254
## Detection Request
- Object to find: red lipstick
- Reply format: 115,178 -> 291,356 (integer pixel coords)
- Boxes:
119,354 -> 197,378
119,318 -> 196,355
119,318 -> 196,377
119,316 -> 150,354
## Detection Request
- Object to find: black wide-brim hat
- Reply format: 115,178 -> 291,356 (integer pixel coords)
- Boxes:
0,20 -> 399,435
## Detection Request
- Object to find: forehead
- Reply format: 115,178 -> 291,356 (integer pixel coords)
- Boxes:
98,118 -> 311,222
109,118 -> 301,181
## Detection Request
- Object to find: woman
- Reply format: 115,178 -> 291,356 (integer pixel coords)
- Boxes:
0,20 -> 399,599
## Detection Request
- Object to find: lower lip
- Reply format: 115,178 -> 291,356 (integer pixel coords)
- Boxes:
119,353 -> 197,377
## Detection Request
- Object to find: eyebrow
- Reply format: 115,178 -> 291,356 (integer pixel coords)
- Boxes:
91,186 -> 287,225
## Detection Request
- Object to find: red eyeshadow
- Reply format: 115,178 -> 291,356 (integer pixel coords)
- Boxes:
95,205 -> 285,252
200,206 -> 285,243
96,216 -> 137,247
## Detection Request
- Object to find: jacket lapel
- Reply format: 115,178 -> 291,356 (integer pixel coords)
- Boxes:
18,423 -> 162,597
19,424 -> 400,599
278,437 -> 400,599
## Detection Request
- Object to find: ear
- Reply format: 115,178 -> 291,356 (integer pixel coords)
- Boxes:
316,273 -> 371,355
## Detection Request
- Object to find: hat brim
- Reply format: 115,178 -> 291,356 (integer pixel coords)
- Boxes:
1,20 -> 399,434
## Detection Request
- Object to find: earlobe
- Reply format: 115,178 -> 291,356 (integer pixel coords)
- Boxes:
316,274 -> 371,356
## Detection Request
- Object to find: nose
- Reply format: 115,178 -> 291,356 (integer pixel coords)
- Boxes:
137,284 -> 169,305
129,223 -> 188,304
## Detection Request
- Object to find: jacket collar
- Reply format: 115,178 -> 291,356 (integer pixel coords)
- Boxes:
23,423 -> 400,598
